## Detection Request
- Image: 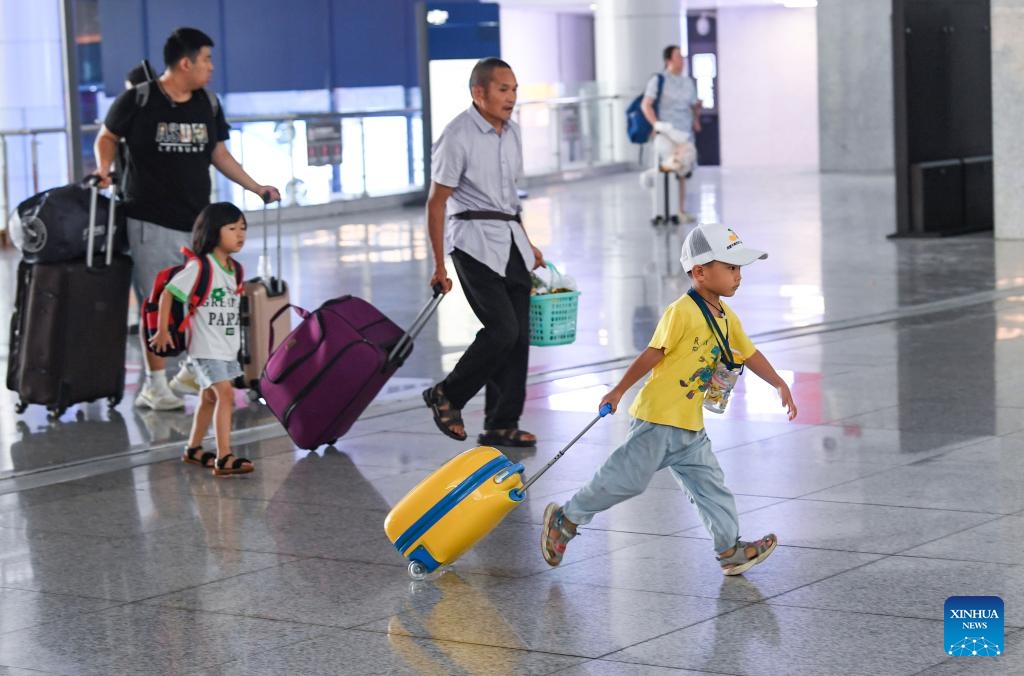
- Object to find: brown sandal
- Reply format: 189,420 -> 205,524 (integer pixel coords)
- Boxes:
422,385 -> 467,441
477,428 -> 536,447
212,453 -> 254,477
182,445 -> 216,468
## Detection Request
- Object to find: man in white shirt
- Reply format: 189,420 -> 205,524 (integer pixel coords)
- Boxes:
422,57 -> 545,448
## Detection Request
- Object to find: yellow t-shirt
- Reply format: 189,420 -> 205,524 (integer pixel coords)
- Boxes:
628,294 -> 757,431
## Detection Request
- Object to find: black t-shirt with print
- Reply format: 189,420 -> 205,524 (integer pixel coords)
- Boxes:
104,85 -> 231,232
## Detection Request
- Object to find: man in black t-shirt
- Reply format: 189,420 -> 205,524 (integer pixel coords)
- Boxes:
94,27 -> 280,411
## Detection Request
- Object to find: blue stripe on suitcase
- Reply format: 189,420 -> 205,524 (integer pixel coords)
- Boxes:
394,456 -> 512,555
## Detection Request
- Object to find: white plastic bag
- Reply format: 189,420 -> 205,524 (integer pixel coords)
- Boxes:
530,262 -> 577,295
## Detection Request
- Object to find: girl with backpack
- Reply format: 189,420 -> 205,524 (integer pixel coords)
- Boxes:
148,202 -> 254,476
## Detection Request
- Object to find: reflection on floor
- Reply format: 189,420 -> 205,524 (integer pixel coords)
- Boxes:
0,167 -> 1022,674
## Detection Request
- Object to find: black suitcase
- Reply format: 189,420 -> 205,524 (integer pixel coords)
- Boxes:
7,180 -> 133,420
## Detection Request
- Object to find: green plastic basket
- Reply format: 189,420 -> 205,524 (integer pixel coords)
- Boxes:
529,290 -> 580,346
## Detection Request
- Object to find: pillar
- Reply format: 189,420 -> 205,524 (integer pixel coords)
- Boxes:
594,0 -> 684,164
992,0 -> 1024,239
816,0 -> 893,172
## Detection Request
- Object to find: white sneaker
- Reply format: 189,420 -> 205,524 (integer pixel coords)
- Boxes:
135,409 -> 172,443
134,383 -> 185,410
638,169 -> 656,189
170,364 -> 200,394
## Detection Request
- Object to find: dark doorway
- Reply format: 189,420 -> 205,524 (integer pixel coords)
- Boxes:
892,0 -> 992,236
687,11 -> 720,166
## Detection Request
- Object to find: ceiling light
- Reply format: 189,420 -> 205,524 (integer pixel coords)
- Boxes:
426,9 -> 449,25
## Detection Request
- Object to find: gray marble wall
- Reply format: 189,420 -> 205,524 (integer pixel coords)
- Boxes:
992,0 -> 1024,239
817,0 -> 894,172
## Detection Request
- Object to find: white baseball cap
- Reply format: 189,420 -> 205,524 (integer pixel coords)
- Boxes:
679,223 -> 767,273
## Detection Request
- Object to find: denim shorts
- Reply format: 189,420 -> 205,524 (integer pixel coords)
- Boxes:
188,357 -> 242,389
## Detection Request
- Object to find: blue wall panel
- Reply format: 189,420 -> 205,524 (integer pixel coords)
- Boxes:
98,0 -> 147,94
223,0 -> 332,92
330,0 -> 418,88
99,0 -> 482,96
99,0 -> 225,94
144,0 -> 226,90
425,2 -> 500,61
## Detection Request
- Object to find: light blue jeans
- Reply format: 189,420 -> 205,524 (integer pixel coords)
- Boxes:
189,357 -> 242,390
563,418 -> 740,554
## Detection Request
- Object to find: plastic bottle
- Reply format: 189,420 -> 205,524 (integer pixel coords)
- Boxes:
703,362 -> 741,414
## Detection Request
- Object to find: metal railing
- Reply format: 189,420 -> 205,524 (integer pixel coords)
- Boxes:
1,126 -> 67,224
1,93 -> 626,220
514,94 -> 625,176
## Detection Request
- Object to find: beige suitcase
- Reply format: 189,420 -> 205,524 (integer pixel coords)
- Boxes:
238,200 -> 290,397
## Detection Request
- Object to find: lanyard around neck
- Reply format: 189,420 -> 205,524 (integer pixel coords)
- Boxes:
687,288 -> 739,370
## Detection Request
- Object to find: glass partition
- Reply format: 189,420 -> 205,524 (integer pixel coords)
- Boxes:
2,92 -> 623,219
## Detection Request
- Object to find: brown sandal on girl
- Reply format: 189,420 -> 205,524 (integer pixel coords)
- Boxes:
182,445 -> 216,468
212,453 -> 254,477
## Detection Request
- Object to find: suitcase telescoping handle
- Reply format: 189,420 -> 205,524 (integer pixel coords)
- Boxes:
387,283 -> 445,367
260,191 -> 284,294
263,284 -> 444,366
86,173 -> 118,269
509,403 -> 613,500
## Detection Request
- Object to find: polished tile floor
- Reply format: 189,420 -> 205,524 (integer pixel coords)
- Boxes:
1,167 -> 1023,674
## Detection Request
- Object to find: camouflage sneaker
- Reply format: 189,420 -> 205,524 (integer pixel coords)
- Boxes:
541,503 -> 576,567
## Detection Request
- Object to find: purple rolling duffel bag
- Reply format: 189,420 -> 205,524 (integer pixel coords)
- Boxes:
260,287 -> 443,450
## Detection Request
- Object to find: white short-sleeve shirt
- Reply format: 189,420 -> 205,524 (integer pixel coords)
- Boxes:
166,255 -> 242,361
431,104 -> 533,277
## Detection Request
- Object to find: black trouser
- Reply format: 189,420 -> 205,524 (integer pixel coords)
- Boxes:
443,246 -> 532,430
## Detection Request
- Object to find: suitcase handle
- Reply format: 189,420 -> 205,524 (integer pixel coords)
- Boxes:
387,283 -> 444,368
259,191 -> 284,292
493,463 -> 526,485
267,302 -> 310,355
509,403 -> 612,500
86,173 -> 119,269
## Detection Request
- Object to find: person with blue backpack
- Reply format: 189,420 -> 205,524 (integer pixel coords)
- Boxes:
640,45 -> 703,224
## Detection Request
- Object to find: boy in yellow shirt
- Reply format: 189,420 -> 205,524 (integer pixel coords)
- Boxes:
541,223 -> 797,575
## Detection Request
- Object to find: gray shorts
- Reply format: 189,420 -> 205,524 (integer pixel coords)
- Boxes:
188,357 -> 243,389
127,218 -> 192,305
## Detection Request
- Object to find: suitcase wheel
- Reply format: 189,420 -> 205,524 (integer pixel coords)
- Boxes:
14,401 -> 27,414
246,388 -> 261,403
47,406 -> 66,421
107,395 -> 121,408
407,561 -> 428,581
651,216 -> 664,225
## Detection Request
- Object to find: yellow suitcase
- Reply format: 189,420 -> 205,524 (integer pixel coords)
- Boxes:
384,404 -> 612,579
384,446 -> 525,579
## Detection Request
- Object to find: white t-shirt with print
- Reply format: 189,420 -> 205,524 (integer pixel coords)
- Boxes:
166,254 -> 242,361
